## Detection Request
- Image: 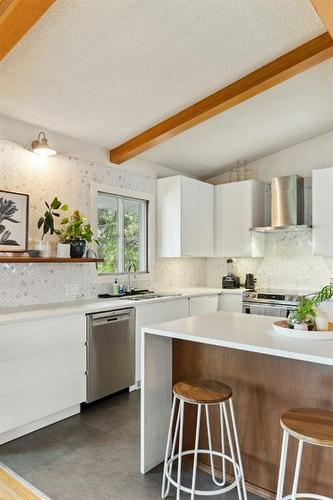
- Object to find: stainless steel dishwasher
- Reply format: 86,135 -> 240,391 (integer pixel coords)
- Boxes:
86,308 -> 135,403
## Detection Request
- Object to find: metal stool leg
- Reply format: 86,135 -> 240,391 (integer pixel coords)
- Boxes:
223,401 -> 243,500
190,404 -> 202,500
291,440 -> 304,500
229,399 -> 247,500
205,404 -> 226,486
276,430 -> 289,500
176,399 -> 184,500
161,396 -> 177,499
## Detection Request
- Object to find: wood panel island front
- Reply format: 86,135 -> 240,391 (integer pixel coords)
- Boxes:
141,311 -> 333,498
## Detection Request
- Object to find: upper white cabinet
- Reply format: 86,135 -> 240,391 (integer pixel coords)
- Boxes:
313,167 -> 333,256
214,180 -> 265,257
158,176 -> 214,257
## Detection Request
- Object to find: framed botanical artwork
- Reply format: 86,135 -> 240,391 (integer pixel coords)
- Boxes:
0,190 -> 29,252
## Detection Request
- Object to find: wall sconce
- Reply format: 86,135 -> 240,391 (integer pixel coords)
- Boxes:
31,131 -> 57,156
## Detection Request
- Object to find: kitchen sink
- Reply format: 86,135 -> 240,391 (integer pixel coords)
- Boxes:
121,293 -> 180,301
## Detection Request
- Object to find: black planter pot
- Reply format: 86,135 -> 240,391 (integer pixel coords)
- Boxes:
70,240 -> 87,258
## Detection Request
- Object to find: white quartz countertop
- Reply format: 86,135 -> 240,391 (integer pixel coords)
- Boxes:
0,287 -> 224,326
143,311 -> 333,366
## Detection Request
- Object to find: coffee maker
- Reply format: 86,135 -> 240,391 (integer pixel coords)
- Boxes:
222,258 -> 240,289
245,273 -> 256,290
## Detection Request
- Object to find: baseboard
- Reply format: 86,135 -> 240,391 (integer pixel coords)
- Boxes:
0,405 -> 80,445
197,461 -> 275,499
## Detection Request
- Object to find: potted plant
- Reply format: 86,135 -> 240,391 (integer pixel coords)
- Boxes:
60,210 -> 95,258
288,297 -> 316,331
55,218 -> 71,258
288,281 -> 333,331
36,197 -> 68,257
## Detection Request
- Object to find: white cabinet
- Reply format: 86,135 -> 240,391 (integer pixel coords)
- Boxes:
220,294 -> 242,313
189,295 -> 220,316
158,176 -> 214,257
164,298 -> 189,321
313,167 -> 333,256
214,180 -> 265,257
0,315 -> 86,444
135,298 -> 189,384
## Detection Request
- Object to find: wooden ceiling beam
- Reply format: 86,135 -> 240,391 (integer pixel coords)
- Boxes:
0,0 -> 55,61
310,0 -> 333,39
110,32 -> 333,164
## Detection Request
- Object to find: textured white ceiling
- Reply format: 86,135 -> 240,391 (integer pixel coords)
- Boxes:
0,0 -> 327,175
141,59 -> 333,177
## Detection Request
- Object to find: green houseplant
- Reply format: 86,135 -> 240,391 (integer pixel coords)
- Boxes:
36,197 -> 68,257
59,210 -> 95,258
288,281 -> 333,331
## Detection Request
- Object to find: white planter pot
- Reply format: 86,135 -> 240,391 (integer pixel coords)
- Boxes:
35,240 -> 51,258
57,243 -> 71,258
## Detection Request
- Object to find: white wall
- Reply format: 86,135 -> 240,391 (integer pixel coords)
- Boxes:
208,129 -> 333,184
0,115 -> 187,180
0,115 -> 193,308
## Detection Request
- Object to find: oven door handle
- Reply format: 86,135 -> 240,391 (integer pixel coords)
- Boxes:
242,302 -> 295,309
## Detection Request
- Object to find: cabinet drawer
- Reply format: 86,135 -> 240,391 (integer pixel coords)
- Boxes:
0,315 -> 85,361
164,299 -> 189,321
0,374 -> 86,434
189,295 -> 220,316
0,345 -> 86,397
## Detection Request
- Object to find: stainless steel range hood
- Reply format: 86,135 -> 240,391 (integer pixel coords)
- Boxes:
251,175 -> 311,232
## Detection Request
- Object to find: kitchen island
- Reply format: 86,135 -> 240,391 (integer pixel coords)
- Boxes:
141,311 -> 333,498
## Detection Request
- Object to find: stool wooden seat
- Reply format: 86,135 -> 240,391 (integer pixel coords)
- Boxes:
277,407 -> 333,500
173,379 -> 232,404
281,407 -> 333,447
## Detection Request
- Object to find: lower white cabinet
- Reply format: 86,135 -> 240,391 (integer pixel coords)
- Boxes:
0,315 -> 86,444
220,294 -> 242,313
164,298 -> 189,321
189,295 -> 220,316
135,298 -> 189,384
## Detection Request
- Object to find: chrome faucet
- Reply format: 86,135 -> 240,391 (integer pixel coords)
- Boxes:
127,262 -> 137,293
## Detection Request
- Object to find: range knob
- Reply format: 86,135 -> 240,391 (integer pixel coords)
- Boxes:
250,292 -> 257,298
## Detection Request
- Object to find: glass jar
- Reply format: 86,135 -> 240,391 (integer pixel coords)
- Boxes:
287,310 -> 315,331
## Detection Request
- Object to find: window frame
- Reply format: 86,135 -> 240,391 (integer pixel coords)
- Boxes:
91,183 -> 154,283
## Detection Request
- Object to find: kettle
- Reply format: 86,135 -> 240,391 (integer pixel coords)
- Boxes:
245,273 -> 256,290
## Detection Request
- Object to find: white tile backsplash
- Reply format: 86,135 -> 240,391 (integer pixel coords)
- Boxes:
0,139 -> 155,307
2,136 -> 333,308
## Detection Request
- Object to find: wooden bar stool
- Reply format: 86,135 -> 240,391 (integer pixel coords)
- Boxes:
276,408 -> 333,500
161,379 -> 247,500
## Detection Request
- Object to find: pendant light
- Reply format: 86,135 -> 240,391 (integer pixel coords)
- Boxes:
31,131 -> 57,156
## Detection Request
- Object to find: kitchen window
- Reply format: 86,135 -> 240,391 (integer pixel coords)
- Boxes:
96,191 -> 148,275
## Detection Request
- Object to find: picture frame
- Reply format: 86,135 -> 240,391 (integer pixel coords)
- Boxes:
0,190 -> 29,252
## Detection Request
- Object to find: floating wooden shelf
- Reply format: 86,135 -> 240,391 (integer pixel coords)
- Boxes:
0,256 -> 103,263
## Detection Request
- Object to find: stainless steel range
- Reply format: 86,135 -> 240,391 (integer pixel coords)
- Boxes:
242,290 -> 306,317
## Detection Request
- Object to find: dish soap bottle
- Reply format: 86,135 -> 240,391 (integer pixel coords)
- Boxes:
113,279 -> 120,296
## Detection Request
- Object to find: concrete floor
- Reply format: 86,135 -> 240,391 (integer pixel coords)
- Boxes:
0,391 -> 260,499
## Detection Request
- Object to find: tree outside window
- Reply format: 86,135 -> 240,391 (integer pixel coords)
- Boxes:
97,192 -> 147,274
